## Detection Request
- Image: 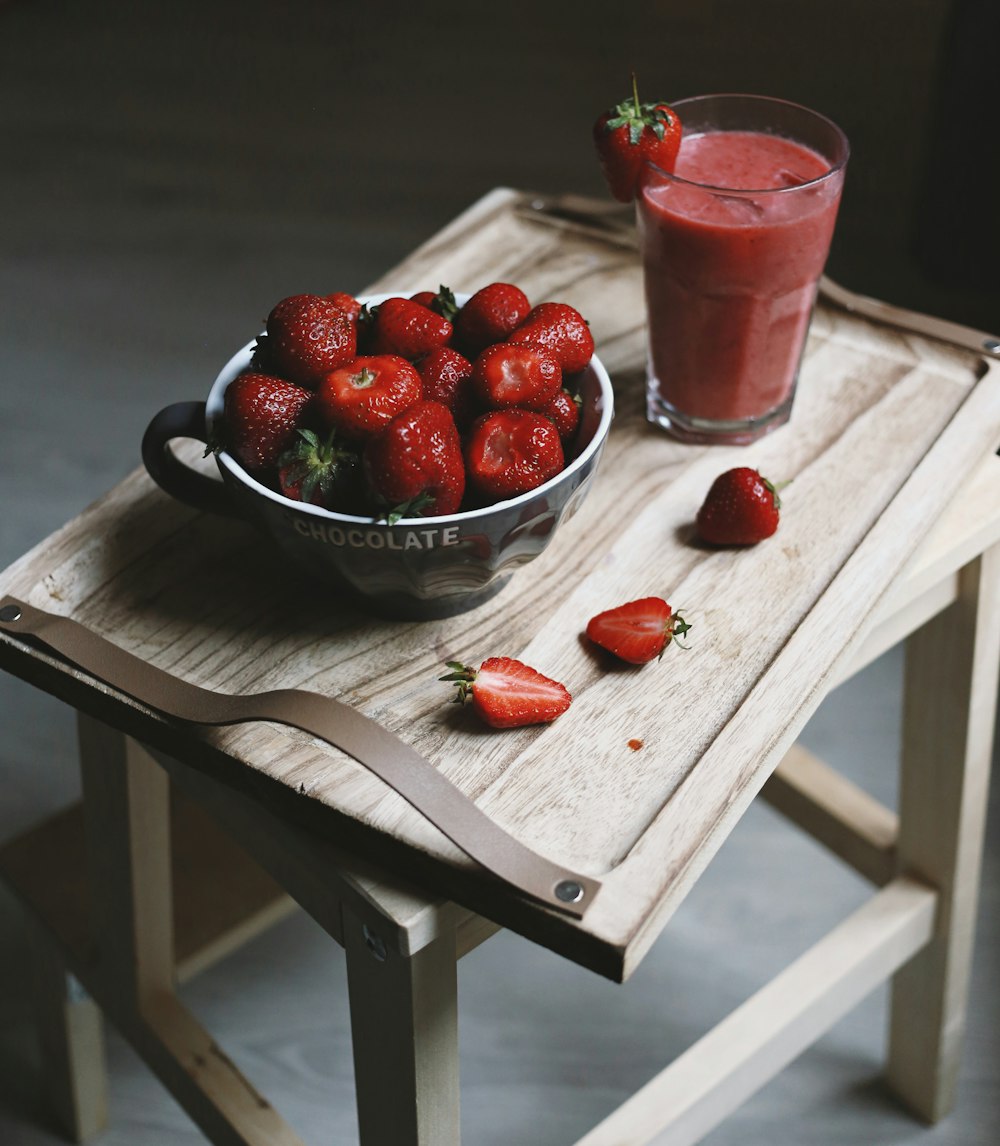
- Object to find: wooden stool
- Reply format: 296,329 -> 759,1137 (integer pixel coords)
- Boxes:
1,189 -> 998,1144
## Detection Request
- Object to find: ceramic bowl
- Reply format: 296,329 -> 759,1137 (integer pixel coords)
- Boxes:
142,293 -> 614,619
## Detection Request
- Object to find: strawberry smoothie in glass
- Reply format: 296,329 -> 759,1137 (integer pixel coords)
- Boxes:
638,94 -> 848,444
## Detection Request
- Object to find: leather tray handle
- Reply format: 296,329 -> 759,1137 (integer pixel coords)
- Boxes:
0,597 -> 600,919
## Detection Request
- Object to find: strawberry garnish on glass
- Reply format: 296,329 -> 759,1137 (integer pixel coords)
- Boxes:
586,597 -> 691,665
593,74 -> 682,203
441,657 -> 572,728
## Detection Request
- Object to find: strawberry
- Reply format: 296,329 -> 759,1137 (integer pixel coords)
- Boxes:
471,343 -> 562,410
258,294 -> 357,387
593,75 -> 682,202
454,282 -> 532,357
324,291 -> 363,324
464,409 -> 564,500
509,302 -> 594,374
415,346 -> 474,426
410,285 -> 459,323
277,429 -> 366,513
441,657 -> 571,728
696,467 -> 783,545
537,388 -> 581,444
371,296 -> 453,359
364,400 -> 465,519
316,354 -> 423,442
585,597 -> 691,665
222,372 -> 314,471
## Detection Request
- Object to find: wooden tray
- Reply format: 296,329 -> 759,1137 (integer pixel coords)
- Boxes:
2,188 -> 998,981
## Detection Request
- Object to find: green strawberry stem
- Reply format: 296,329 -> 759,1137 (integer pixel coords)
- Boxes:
439,661 -> 476,704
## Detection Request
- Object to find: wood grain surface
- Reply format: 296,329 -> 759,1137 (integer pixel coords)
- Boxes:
1,188 -> 998,980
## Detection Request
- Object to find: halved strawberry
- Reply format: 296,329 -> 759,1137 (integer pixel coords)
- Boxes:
471,343 -> 562,410
371,296 -> 453,359
257,294 -> 357,387
316,354 -> 423,441
454,282 -> 532,357
509,302 -> 594,374
585,597 -> 691,664
364,400 -> 465,519
464,409 -> 564,500
222,372 -> 314,471
441,656 -> 571,728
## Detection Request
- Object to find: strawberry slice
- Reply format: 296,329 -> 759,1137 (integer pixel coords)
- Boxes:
585,597 -> 691,664
696,467 -> 783,545
441,657 -> 572,728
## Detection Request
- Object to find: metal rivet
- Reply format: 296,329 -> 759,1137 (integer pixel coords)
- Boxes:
555,879 -> 585,904
0,604 -> 22,623
983,338 -> 1000,356
362,925 -> 387,962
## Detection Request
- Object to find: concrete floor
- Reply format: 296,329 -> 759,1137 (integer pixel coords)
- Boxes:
1,2 -> 997,1143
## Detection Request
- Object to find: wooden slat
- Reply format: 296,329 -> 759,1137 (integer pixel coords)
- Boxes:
575,877 -> 936,1146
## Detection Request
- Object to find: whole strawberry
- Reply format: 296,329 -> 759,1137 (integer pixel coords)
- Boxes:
696,467 -> 783,545
416,346 -> 475,426
258,294 -> 357,387
364,400 -> 465,519
316,354 -> 424,442
441,657 -> 571,728
593,75 -> 682,202
536,388 -> 581,444
471,343 -> 562,410
277,429 -> 366,513
454,282 -> 532,357
222,372 -> 314,471
464,409 -> 564,500
410,285 -> 459,323
510,302 -> 594,374
324,291 -> 363,324
586,597 -> 691,664
371,296 -> 453,360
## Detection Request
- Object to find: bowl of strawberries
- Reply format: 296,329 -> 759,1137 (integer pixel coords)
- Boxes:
142,283 -> 614,619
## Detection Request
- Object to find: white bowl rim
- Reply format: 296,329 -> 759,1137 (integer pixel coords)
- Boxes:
206,291 -> 615,527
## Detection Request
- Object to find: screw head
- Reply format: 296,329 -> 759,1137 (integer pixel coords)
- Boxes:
362,924 -> 388,962
983,338 -> 1000,356
0,604 -> 22,623
555,879 -> 585,904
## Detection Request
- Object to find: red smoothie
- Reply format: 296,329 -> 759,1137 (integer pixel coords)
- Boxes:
638,127 -> 845,432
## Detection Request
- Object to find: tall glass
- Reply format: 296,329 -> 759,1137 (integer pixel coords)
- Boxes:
638,94 -> 849,444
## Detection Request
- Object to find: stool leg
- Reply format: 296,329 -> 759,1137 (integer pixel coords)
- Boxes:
25,919 -> 109,1141
344,908 -> 460,1145
77,715 -> 175,1006
887,544 -> 1000,1121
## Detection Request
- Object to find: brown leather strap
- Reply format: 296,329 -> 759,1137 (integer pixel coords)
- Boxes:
0,597 -> 599,918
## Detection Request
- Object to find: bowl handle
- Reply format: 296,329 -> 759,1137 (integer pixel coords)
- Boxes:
141,401 -> 238,518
